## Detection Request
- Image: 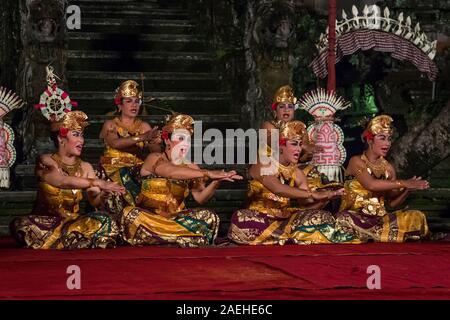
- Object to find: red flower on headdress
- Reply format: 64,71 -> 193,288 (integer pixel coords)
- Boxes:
161,130 -> 170,140
114,97 -> 122,106
362,130 -> 374,141
271,103 -> 278,110
279,137 -> 287,146
59,127 -> 69,137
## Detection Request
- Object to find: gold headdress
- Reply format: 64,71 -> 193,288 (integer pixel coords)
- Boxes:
51,111 -> 89,133
272,85 -> 298,110
362,115 -> 394,140
277,120 -> 307,142
162,113 -> 194,136
114,80 -> 143,105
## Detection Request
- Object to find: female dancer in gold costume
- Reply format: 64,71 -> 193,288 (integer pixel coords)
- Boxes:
261,85 -> 339,209
10,111 -> 125,249
228,120 -> 358,245
261,85 -> 317,158
335,115 -> 430,242
99,80 -> 160,212
121,113 -> 242,247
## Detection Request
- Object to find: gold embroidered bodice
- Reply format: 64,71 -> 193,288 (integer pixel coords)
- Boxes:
246,163 -> 298,218
101,118 -> 145,174
339,155 -> 391,216
136,174 -> 190,215
32,182 -> 83,219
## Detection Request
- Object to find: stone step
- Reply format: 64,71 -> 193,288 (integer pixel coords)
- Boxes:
69,91 -> 232,114
68,32 -> 206,52
72,0 -> 157,2
67,71 -> 221,92
67,51 -> 213,72
77,18 -> 195,34
77,9 -> 189,20
70,0 -> 161,8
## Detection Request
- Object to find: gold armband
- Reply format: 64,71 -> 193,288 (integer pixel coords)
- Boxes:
396,180 -> 405,189
132,136 -> 142,143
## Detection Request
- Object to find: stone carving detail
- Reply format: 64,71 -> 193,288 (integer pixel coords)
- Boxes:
244,0 -> 299,128
16,0 -> 67,163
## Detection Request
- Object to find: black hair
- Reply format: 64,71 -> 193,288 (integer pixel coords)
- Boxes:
50,131 -> 60,149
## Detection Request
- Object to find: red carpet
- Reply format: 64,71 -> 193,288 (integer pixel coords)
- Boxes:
1,237 -> 450,300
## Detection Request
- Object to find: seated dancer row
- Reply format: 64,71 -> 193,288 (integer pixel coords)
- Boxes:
10,111 -> 126,249
256,85 -> 429,243
229,120 -> 359,245
9,110 -> 242,249
10,80 -> 430,249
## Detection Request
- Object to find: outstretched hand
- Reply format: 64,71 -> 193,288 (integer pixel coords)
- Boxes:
403,176 -> 430,190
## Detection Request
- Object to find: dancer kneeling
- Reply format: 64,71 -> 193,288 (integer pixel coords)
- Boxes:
228,120 -> 358,245
121,113 -> 242,247
335,115 -> 429,242
10,111 -> 125,249
99,80 -> 160,214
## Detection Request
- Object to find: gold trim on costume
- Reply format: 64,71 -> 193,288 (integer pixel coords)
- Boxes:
51,153 -> 83,177
361,153 -> 389,179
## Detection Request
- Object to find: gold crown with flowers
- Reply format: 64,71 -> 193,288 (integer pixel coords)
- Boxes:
362,115 -> 394,140
277,120 -> 307,142
50,111 -> 89,133
162,113 -> 194,136
114,80 -> 143,104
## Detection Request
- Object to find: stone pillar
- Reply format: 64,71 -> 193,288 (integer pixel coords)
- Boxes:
15,0 -> 68,164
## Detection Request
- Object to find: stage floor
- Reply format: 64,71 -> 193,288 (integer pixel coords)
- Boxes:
1,237 -> 450,300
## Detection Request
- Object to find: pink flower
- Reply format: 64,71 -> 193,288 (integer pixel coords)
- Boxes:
59,127 -> 69,137
161,130 -> 169,140
362,131 -> 374,141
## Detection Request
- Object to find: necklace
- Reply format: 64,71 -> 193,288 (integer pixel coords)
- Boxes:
115,117 -> 141,135
277,161 -> 297,182
361,153 -> 388,178
51,153 -> 83,177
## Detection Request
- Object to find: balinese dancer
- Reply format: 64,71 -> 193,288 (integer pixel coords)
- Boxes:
99,80 -> 160,213
261,85 -> 318,160
260,86 -> 337,205
228,120 -> 359,245
10,111 -> 125,249
335,115 -> 430,242
121,113 -> 242,247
